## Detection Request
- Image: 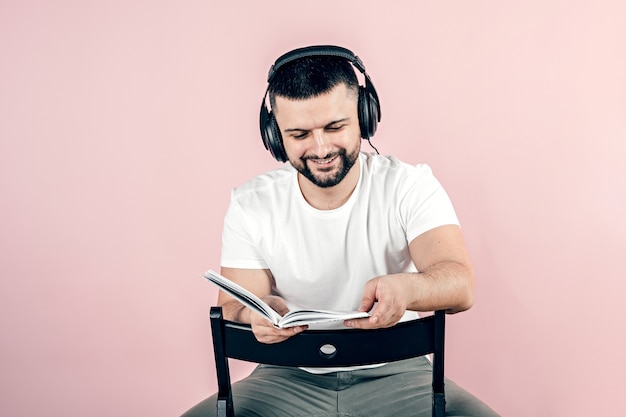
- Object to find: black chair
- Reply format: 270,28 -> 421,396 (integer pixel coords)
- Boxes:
209,306 -> 446,417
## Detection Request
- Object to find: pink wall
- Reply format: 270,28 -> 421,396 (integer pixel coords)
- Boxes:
1,1 -> 624,416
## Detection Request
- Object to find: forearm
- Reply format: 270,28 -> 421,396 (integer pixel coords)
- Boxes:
216,267 -> 272,323
404,260 -> 474,314
218,299 -> 252,323
405,225 -> 475,314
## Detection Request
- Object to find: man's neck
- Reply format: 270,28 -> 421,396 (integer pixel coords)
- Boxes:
298,157 -> 361,210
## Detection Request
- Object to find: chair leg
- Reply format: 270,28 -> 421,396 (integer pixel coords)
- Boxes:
432,311 -> 446,417
217,396 -> 234,417
211,307 -> 235,417
433,392 -> 446,417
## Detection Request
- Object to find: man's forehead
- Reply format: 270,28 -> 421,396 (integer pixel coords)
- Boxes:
272,83 -> 358,114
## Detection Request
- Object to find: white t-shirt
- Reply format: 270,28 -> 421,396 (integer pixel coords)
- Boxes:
221,153 -> 459,317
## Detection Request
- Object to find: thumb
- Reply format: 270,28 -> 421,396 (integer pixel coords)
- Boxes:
265,295 -> 290,316
358,279 -> 378,312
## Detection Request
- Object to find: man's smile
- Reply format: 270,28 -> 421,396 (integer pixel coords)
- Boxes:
309,155 -> 339,166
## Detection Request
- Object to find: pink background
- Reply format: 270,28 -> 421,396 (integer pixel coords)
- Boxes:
1,1 -> 625,416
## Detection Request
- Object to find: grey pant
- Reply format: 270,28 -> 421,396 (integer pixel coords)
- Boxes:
181,356 -> 499,417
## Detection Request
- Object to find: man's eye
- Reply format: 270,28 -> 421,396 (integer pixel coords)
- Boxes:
293,132 -> 308,139
326,125 -> 344,132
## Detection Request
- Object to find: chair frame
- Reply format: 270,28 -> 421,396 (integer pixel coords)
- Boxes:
210,306 -> 446,417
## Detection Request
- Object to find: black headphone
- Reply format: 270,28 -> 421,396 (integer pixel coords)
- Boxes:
259,45 -> 381,162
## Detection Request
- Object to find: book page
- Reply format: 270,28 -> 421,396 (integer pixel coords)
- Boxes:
279,309 -> 370,328
203,270 -> 281,325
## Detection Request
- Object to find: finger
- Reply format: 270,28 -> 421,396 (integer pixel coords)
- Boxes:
372,306 -> 404,328
265,326 -> 306,343
358,280 -> 378,312
253,324 -> 307,344
369,298 -> 392,324
288,325 -> 307,335
271,303 -> 290,317
264,296 -> 290,316
345,316 -> 377,329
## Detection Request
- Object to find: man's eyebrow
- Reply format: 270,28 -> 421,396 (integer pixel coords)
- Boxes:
284,118 -> 351,133
284,127 -> 308,133
325,118 -> 350,127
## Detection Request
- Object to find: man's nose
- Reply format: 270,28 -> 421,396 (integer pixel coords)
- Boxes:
312,130 -> 332,157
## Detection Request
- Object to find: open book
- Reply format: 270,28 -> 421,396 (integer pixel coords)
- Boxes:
202,270 -> 370,328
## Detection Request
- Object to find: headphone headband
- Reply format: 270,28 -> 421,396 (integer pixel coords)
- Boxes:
267,45 -> 366,82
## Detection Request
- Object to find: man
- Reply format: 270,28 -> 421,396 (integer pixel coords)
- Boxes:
183,45 -> 499,416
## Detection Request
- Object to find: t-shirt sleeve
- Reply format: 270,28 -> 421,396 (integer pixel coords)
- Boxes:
220,198 -> 269,270
400,164 -> 460,244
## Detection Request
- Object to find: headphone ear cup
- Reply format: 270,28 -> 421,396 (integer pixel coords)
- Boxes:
260,107 -> 288,162
358,86 -> 379,139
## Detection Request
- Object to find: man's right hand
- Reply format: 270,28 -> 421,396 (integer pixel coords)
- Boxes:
217,268 -> 307,343
248,295 -> 307,344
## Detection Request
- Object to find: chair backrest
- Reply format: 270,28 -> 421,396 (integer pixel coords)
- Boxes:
209,306 -> 446,417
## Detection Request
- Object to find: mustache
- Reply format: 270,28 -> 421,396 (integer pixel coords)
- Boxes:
301,150 -> 344,161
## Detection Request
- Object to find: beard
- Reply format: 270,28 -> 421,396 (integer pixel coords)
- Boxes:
291,146 -> 360,188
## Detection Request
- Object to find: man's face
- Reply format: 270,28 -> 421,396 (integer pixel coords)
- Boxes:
273,83 -> 361,188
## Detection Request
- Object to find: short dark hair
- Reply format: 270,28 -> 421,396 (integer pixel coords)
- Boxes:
268,56 -> 358,109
